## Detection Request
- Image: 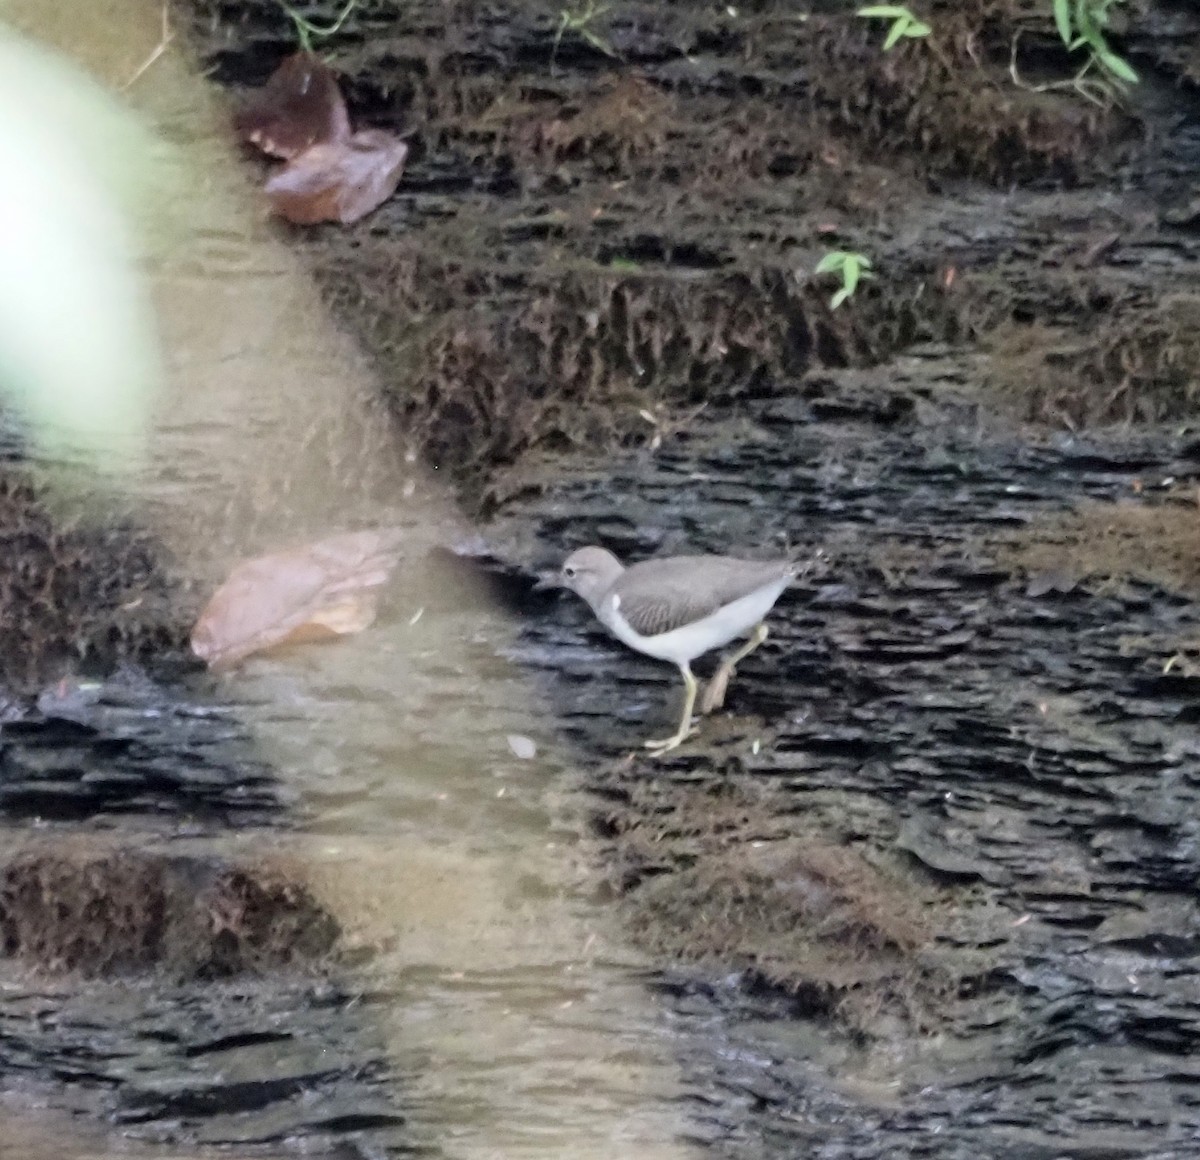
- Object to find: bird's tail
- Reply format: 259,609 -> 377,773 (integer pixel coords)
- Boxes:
785,547 -> 828,580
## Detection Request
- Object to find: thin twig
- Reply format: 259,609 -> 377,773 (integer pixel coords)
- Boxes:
1008,28 -> 1115,109
281,0 -> 360,54
121,2 -> 173,90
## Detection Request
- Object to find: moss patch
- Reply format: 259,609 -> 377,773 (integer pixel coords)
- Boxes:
175,0 -> 1162,508
804,0 -> 1130,185
0,467 -> 187,692
0,840 -> 339,979
985,296 -> 1200,427
997,494 -> 1200,595
599,777 -> 958,1033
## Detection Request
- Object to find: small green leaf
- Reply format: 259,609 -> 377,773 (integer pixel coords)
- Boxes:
581,28 -> 618,57
830,287 -> 850,309
843,258 -> 862,294
1074,2 -> 1101,43
1097,48 -> 1138,83
1053,0 -> 1072,47
904,19 -> 931,37
857,5 -> 911,17
815,252 -> 847,275
882,18 -> 908,50
608,257 -> 641,271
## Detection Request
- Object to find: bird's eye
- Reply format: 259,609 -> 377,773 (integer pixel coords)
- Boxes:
563,565 -> 577,579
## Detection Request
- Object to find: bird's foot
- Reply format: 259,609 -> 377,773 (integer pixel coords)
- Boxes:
643,725 -> 694,755
700,666 -> 734,714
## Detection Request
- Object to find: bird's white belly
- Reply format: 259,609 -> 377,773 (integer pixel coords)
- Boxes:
604,577 -> 789,666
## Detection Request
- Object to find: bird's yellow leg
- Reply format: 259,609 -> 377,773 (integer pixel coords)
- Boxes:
700,623 -> 768,715
644,665 -> 698,753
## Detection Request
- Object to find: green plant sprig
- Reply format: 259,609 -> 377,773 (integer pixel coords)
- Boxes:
856,5 -> 931,51
552,2 -> 619,69
815,251 -> 874,309
1052,0 -> 1138,88
280,0 -> 361,55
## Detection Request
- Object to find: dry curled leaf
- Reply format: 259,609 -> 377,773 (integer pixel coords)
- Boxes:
191,529 -> 404,669
236,51 -> 407,225
234,52 -> 350,159
265,130 -> 408,225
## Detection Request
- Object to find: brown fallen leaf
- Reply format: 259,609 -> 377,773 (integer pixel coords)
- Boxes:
264,129 -> 408,225
235,50 -> 406,225
234,52 -> 350,159
191,529 -> 405,669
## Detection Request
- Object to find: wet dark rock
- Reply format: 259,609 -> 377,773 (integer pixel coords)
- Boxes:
1090,897 -> 1200,957
894,816 -> 994,884
0,977 -> 407,1152
1024,569 -> 1079,598
799,374 -> 917,427
0,668 -> 282,825
0,835 -> 396,1150
486,379 -> 1200,1154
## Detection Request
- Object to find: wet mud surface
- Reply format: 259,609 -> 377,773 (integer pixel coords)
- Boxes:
4,0 -> 1200,1156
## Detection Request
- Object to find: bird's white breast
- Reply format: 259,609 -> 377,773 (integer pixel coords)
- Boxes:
601,577 -> 789,667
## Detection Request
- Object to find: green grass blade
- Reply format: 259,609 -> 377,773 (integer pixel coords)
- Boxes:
1053,0 -> 1072,47
1098,48 -> 1138,84
1074,2 -> 1101,44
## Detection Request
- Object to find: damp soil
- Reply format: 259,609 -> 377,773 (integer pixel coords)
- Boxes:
6,0 -> 1200,1157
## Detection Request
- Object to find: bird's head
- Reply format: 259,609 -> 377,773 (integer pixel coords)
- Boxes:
535,545 -> 624,607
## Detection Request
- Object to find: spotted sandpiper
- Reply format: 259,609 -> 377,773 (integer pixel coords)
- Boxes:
538,546 -> 799,753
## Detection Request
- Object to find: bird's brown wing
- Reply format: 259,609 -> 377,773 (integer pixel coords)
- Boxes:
612,557 -> 792,638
